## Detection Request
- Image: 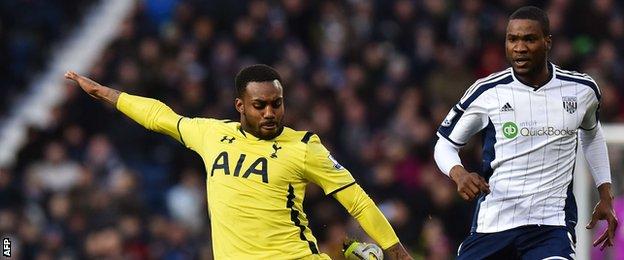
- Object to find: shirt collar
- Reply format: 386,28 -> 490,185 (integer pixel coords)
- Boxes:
511,62 -> 555,91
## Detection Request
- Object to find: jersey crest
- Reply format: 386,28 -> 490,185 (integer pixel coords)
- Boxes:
562,96 -> 577,114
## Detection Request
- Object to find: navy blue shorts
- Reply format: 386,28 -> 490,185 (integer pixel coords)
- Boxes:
457,225 -> 576,260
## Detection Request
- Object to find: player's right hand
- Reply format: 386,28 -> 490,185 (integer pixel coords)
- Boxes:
65,71 -> 121,105
449,166 -> 490,201
64,70 -> 103,99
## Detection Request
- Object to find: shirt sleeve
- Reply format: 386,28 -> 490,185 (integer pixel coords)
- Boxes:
579,123 -> 611,187
177,117 -> 215,152
580,88 -> 600,130
577,79 -> 610,187
333,184 -> 400,249
437,91 -> 490,147
116,93 -> 212,152
116,93 -> 182,140
434,137 -> 463,176
303,134 -> 355,195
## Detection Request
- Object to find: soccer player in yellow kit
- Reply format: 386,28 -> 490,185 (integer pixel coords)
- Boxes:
65,65 -> 412,260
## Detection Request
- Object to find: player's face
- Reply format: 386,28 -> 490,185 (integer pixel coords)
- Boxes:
236,81 -> 285,140
505,19 -> 551,76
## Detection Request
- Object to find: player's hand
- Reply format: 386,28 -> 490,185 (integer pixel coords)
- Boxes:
65,70 -> 120,105
344,240 -> 384,260
449,165 -> 490,201
586,191 -> 618,250
64,70 -> 103,99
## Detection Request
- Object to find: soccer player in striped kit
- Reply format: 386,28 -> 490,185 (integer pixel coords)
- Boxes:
434,6 -> 618,259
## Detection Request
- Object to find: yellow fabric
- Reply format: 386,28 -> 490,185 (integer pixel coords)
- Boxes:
116,93 -> 183,142
333,184 -> 400,250
116,93 -> 358,259
303,134 -> 356,195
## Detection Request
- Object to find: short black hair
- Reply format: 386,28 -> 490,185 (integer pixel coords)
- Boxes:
234,64 -> 282,97
509,6 -> 550,36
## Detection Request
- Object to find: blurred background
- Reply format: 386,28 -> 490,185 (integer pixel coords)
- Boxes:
1,0 -> 623,259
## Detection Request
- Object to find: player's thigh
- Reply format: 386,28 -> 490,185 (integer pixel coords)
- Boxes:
457,231 -> 519,260
519,227 -> 575,260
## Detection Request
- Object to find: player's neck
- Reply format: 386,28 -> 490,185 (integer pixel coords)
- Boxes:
515,62 -> 552,89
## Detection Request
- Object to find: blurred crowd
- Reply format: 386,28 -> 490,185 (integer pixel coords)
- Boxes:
2,0 -> 624,259
0,0 -> 96,117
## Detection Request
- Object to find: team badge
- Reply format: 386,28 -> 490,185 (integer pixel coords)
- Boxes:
270,142 -> 282,158
562,96 -> 577,114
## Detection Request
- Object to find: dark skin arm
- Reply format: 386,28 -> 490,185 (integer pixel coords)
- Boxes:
384,242 -> 412,260
586,183 -> 619,250
449,165 -> 490,201
64,71 -> 120,105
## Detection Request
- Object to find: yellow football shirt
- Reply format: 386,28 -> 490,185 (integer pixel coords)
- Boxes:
180,117 -> 355,259
116,93 -> 402,258
116,93 -> 355,259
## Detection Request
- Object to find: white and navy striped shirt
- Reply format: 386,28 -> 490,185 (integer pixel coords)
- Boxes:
437,63 -> 601,233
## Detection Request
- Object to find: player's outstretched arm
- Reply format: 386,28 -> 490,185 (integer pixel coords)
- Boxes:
65,70 -> 186,144
65,71 -> 121,105
333,184 -> 413,260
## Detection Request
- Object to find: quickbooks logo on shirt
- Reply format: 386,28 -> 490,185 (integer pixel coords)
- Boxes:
520,127 -> 577,137
503,122 -> 519,138
503,121 -> 577,139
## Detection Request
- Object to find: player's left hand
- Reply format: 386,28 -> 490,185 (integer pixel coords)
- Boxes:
586,198 -> 619,250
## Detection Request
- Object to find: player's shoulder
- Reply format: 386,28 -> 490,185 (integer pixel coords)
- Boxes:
473,67 -> 514,85
212,119 -> 241,132
278,126 -> 317,144
212,118 -> 238,125
185,117 -> 234,127
459,68 -> 514,108
554,65 -> 601,98
468,68 -> 514,91
554,65 -> 595,81
185,118 -> 238,135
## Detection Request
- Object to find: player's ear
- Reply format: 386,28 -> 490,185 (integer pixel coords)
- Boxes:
235,98 -> 244,113
545,34 -> 552,51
